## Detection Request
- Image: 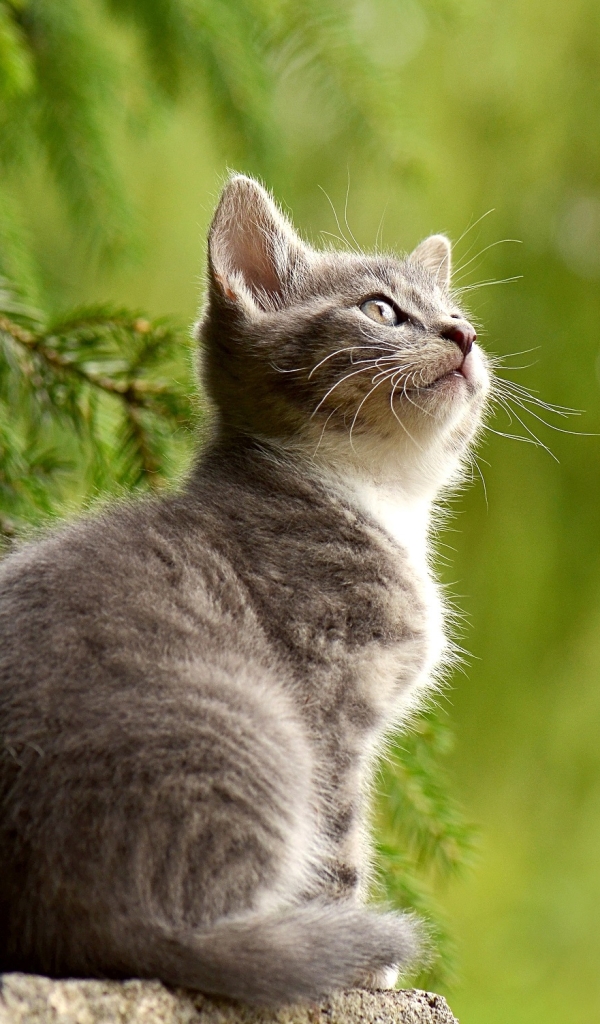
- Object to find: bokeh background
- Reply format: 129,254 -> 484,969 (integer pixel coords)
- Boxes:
1,2 -> 600,1022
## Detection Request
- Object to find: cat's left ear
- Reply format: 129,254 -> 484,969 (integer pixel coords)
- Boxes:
409,234 -> 452,289
208,174 -> 309,310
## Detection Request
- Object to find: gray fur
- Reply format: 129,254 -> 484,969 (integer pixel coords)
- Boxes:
0,176 -> 490,1004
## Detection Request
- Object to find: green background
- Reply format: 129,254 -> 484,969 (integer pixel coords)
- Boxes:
6,1 -> 600,1020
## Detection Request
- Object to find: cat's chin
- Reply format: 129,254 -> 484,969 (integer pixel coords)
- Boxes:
410,347 -> 486,395
407,346 -> 489,418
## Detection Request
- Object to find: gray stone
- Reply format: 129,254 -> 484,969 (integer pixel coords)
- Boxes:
0,976 -> 458,1024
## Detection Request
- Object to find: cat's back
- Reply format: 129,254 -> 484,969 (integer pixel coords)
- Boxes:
0,488 -> 259,698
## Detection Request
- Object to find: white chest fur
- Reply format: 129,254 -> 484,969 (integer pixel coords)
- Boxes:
335,474 -> 449,700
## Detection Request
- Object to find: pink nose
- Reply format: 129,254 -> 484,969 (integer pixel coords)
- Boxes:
442,323 -> 476,357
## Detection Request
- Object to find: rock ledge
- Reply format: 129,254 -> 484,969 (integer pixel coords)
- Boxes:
0,975 -> 457,1024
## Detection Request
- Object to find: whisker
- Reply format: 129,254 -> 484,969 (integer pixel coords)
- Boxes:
453,209 -> 496,249
402,385 -> 434,418
455,275 -> 523,292
496,391 -> 596,437
390,376 -> 422,449
374,202 -> 389,252
270,362 -> 309,374
488,361 -> 539,372
468,451 -> 489,510
344,170 -> 363,256
495,387 -> 576,419
494,378 -> 582,417
488,346 -> 540,362
483,424 -> 545,446
311,363 -> 383,418
452,239 -> 522,280
370,361 -> 411,383
349,371 -> 397,450
311,404 -> 340,458
433,244 -> 451,289
318,185 -> 361,256
308,345 -> 396,379
491,393 -> 515,426
495,399 -> 559,460
320,229 -> 358,249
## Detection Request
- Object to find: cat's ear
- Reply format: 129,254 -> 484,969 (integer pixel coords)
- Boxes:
208,175 -> 309,310
409,234 -> 452,289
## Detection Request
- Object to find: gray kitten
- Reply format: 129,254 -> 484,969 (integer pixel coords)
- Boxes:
0,176 -> 490,1005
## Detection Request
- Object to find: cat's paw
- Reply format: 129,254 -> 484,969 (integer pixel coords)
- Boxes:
354,965 -> 399,990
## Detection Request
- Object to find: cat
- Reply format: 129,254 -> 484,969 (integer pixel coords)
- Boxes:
0,175 -> 490,1005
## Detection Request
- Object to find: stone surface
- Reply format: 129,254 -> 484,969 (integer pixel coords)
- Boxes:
0,975 -> 458,1024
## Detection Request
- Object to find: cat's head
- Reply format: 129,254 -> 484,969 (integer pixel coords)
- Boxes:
198,175 -> 490,498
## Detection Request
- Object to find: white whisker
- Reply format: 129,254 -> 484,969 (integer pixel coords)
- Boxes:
496,391 -> 596,437
317,185 -> 360,255
311,363 -> 382,418
389,376 -> 422,449
453,209 -> 496,249
452,239 -> 522,281
349,371 -> 397,450
495,397 -> 559,460
344,170 -> 362,256
308,345 -> 398,379
495,378 -> 582,417
488,346 -> 540,362
311,404 -> 340,458
455,275 -> 523,292
270,362 -> 309,374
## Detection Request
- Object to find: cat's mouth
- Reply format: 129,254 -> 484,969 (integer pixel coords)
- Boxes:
406,352 -> 476,394
415,348 -> 489,397
425,367 -> 469,389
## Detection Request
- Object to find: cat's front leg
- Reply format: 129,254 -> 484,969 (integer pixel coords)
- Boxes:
322,826 -> 402,990
317,805 -> 371,903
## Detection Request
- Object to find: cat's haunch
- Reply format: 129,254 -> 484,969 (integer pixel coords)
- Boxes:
0,175 -> 490,1004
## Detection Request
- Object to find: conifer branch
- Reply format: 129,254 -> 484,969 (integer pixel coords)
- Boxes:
0,280 -> 194,540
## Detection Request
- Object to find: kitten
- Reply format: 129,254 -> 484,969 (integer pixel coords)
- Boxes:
0,175 -> 490,1005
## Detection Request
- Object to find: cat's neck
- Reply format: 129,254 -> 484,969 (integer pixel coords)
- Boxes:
299,427 -> 456,553
304,437 -> 439,562
341,474 -> 430,558
319,466 -> 432,564
199,432 -> 436,562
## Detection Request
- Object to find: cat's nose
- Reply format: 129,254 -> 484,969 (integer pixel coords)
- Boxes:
441,321 -> 476,357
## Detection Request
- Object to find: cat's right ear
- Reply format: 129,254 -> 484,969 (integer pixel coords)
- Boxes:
208,175 -> 309,311
409,234 -> 452,289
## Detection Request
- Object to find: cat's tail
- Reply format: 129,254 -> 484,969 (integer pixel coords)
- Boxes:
114,903 -> 423,1006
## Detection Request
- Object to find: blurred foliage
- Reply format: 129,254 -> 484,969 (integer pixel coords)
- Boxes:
2,0 -> 600,1019
0,0 -> 399,286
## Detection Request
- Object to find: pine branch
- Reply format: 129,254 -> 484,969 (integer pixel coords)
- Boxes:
0,308 -> 187,414
0,278 -> 194,537
373,707 -> 477,987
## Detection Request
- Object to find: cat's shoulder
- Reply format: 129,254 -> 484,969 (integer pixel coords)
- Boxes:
0,491 -> 209,597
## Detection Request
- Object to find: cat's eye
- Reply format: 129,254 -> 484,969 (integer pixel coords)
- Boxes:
360,298 -> 404,327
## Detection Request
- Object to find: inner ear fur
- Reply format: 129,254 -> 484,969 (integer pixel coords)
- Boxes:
409,234 -> 452,289
208,175 -> 309,308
